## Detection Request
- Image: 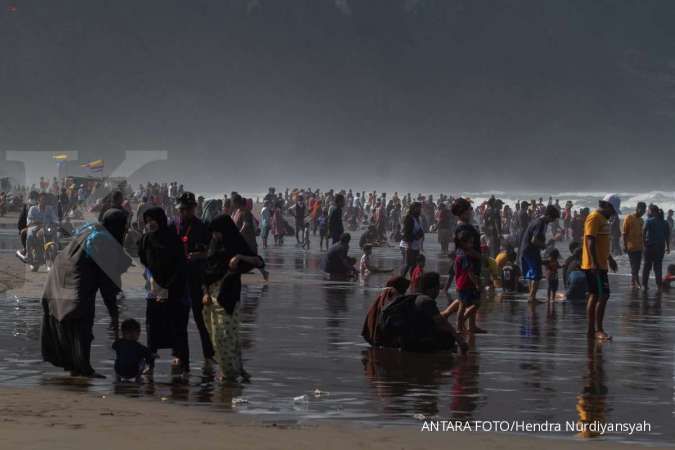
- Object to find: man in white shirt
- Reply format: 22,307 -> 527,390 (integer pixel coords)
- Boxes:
26,192 -> 58,258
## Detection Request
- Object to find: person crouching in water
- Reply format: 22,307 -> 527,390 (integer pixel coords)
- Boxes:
322,233 -> 359,281
361,276 -> 410,346
113,318 -> 154,382
454,230 -> 487,334
406,273 -> 468,354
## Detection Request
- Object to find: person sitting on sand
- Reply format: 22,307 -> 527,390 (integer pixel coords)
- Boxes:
113,318 -> 154,382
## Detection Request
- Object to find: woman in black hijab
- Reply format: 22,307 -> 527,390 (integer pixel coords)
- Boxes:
41,209 -> 132,378
202,214 -> 264,382
137,206 -> 189,376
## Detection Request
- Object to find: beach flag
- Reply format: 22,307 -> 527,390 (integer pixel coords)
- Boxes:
80,159 -> 105,173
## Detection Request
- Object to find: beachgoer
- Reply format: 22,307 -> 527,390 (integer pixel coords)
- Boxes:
318,207 -> 329,250
436,202 -> 452,255
41,209 -> 132,378
322,233 -> 358,280
399,202 -> 424,277
260,201 -> 272,249
361,276 -> 410,346
376,272 -> 468,353
519,205 -> 560,302
622,202 -> 646,289
201,214 -> 265,382
663,264 -> 675,290
409,254 -> 426,293
328,194 -> 345,245
563,241 -> 587,302
290,195 -> 307,244
359,244 -> 393,278
138,206 -> 189,377
25,192 -> 58,266
454,230 -> 485,334
581,194 -> 620,341
171,192 -> 215,372
113,318 -> 154,382
271,200 -> 285,246
642,204 -> 671,292
544,248 -> 561,302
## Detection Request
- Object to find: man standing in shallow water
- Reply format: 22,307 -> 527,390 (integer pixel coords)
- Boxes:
581,194 -> 620,341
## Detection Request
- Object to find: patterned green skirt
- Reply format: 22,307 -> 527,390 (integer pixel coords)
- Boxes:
202,285 -> 244,381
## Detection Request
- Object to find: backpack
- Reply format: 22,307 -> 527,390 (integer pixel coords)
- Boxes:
376,294 -> 418,349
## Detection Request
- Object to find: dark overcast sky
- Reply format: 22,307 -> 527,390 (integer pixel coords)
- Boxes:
1,0 -> 675,193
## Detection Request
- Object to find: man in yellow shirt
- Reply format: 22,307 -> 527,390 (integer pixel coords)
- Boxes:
622,201 -> 646,288
581,194 -> 619,341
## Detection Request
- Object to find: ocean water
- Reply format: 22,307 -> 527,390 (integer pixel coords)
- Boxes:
198,191 -> 675,215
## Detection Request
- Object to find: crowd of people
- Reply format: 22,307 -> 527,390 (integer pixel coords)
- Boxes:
5,179 -> 675,381
30,184 -> 265,382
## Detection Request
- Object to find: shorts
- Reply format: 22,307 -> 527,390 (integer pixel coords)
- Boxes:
458,289 -> 480,307
584,270 -> 610,296
521,254 -> 542,281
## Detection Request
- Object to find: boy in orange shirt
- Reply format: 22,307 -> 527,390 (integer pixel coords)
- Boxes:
622,201 -> 646,288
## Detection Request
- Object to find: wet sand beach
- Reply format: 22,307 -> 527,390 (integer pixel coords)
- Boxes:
1,212 -> 674,447
1,386 -> 671,450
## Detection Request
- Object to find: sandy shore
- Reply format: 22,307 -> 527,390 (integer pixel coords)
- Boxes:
0,387 -> 668,450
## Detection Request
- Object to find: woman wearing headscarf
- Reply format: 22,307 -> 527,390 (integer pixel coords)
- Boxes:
201,214 -> 264,382
201,199 -> 222,225
361,276 -> 410,346
137,206 -> 189,376
41,209 -> 132,377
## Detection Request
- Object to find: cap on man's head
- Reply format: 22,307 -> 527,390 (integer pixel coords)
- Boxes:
601,194 -> 621,215
177,192 -> 197,208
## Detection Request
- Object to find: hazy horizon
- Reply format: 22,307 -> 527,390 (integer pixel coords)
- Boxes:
2,1 -> 675,192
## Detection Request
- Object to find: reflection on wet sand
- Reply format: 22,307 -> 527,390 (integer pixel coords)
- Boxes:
362,347 -> 456,418
1,229 -> 675,444
576,340 -> 608,438
324,285 -> 351,351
